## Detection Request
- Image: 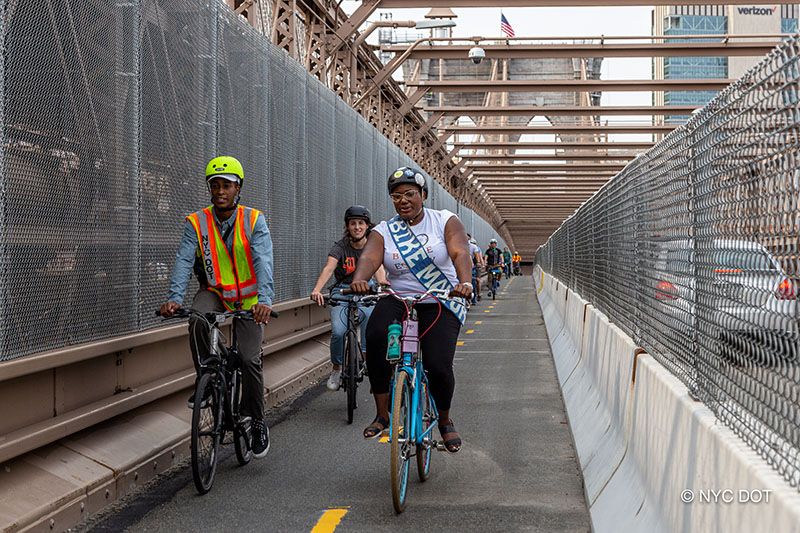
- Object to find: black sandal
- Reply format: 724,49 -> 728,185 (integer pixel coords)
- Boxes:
438,420 -> 462,453
363,415 -> 389,439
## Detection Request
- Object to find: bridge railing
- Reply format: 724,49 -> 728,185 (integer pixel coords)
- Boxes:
537,37 -> 800,489
0,0 -> 498,365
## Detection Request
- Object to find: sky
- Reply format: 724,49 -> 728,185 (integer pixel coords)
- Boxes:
340,3 -> 657,143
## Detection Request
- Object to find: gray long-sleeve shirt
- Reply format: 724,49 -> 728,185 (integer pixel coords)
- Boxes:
167,208 -> 274,306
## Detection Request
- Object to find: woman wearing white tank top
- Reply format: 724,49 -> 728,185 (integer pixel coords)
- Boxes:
350,167 -> 474,453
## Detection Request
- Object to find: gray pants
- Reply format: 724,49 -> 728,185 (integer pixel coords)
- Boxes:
188,290 -> 265,421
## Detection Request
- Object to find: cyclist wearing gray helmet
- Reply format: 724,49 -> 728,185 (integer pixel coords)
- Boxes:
311,206 -> 387,391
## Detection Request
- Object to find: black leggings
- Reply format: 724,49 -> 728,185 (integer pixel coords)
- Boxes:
365,297 -> 462,412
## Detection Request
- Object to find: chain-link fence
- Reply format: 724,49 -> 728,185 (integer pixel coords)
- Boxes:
537,37 -> 800,488
0,0 -> 499,361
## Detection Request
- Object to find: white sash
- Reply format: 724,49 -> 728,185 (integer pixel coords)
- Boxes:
386,215 -> 467,324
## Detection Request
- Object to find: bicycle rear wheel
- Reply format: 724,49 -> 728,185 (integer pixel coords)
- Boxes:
390,372 -> 412,513
345,331 -> 359,425
191,373 -> 222,494
231,370 -> 252,466
416,379 -> 433,482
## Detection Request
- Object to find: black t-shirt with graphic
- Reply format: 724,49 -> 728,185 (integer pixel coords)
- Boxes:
328,238 -> 364,287
485,247 -> 503,266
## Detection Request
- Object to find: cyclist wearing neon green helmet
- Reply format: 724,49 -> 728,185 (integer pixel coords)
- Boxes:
159,155 -> 275,458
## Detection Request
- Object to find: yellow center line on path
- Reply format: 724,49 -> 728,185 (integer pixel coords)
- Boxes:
483,310 -> 490,313
475,321 -> 482,324
466,329 -> 474,334
457,341 -> 465,346
311,508 -> 349,533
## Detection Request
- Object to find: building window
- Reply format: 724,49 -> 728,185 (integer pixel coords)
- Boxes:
781,18 -> 798,35
665,15 -> 681,30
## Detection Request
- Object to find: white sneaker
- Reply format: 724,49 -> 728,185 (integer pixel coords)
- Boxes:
327,370 -> 342,391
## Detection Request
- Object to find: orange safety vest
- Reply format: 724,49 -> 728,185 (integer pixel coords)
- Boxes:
186,205 -> 262,311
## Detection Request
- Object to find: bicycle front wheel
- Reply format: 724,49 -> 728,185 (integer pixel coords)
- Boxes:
390,372 -> 412,513
345,331 -> 359,425
416,379 -> 433,482
191,372 -> 223,494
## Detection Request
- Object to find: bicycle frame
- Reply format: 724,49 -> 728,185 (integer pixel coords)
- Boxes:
388,304 -> 439,448
389,353 -> 439,447
327,293 -> 372,369
488,267 -> 502,290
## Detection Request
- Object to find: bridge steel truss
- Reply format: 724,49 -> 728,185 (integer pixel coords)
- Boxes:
222,1 -> 796,254
222,0 -> 508,239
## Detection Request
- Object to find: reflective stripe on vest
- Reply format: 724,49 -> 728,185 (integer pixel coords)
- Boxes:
187,205 -> 262,310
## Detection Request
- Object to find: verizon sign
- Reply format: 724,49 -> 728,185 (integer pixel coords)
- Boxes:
728,5 -> 780,78
736,6 -> 778,15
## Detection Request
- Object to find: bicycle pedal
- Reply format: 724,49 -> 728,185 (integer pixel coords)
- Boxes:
433,440 -> 447,452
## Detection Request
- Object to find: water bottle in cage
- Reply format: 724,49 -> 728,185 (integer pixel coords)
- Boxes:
387,321 -> 402,361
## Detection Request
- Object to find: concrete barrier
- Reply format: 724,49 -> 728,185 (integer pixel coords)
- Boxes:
549,289 -> 588,383
561,307 -> 639,506
536,270 -> 553,323
536,273 -> 800,533
540,275 -> 567,344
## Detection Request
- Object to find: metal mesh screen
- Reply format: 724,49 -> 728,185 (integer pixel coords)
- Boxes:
537,38 -> 800,488
0,0 -> 498,361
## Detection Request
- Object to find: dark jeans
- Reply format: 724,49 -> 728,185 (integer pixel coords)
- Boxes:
188,290 -> 265,420
365,297 -> 461,412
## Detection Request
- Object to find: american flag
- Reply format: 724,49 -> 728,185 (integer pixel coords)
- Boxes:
500,12 -> 515,38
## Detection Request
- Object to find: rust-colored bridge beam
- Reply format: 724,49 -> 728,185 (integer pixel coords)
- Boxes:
462,153 -> 636,160
400,80 -> 732,113
446,125 -> 675,134
408,79 -> 734,93
475,176 -> 615,181
456,141 -> 655,149
380,0 -> 795,6
386,42 -> 779,59
427,105 -> 698,117
468,163 -> 626,171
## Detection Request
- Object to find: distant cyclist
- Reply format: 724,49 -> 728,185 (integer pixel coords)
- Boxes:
467,234 -> 484,305
159,156 -> 274,459
310,206 -> 387,391
512,251 -> 522,276
485,239 -> 504,292
502,247 -> 512,278
350,166 -> 473,453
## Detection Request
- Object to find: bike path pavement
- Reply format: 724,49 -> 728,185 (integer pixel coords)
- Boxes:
100,275 -> 589,532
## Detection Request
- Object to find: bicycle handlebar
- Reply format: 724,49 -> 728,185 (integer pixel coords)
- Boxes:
341,286 -> 457,302
154,308 -> 279,320
323,292 -> 380,306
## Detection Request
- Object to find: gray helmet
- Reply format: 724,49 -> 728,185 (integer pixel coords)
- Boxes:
388,166 -> 428,195
344,205 -> 372,224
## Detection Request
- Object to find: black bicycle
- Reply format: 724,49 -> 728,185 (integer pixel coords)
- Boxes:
487,266 -> 502,300
324,292 -> 378,424
156,307 -> 277,494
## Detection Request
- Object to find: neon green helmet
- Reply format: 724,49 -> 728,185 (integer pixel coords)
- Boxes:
205,156 -> 244,184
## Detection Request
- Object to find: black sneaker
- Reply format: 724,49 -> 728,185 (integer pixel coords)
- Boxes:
251,418 -> 270,458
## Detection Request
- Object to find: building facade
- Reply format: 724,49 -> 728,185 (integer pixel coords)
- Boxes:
653,5 -> 798,124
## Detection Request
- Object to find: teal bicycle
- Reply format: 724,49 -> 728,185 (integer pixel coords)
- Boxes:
344,287 -> 452,513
